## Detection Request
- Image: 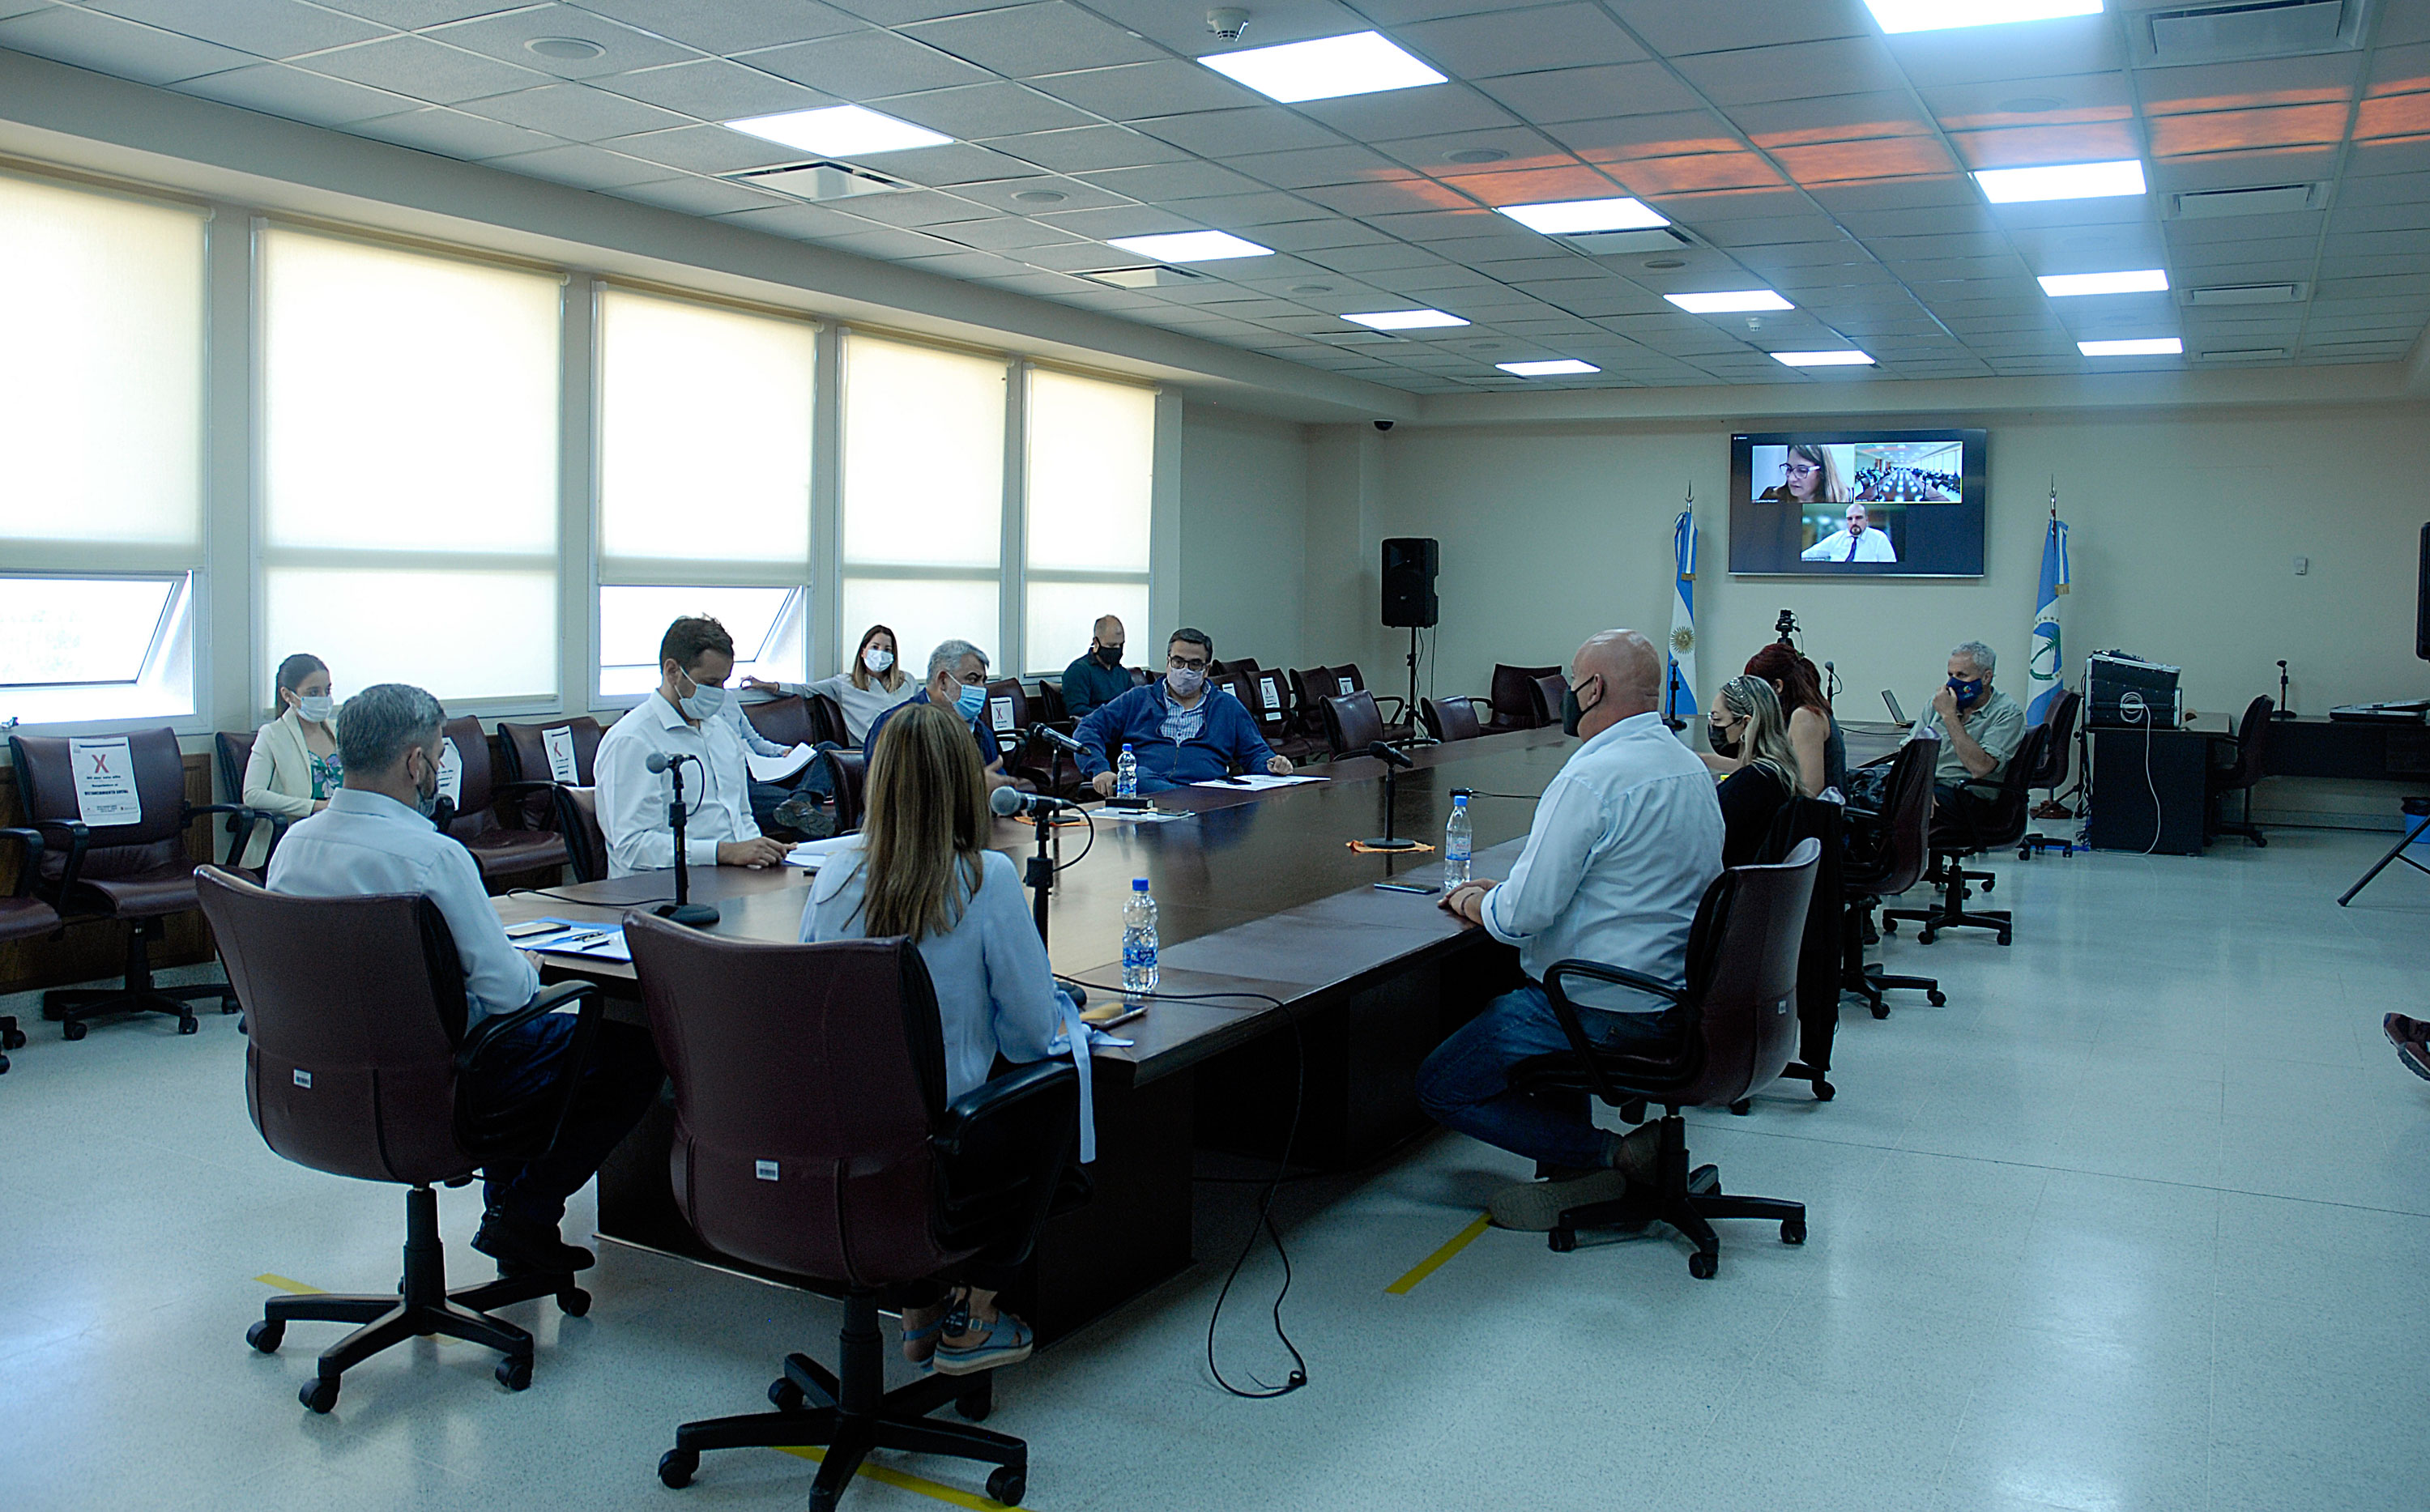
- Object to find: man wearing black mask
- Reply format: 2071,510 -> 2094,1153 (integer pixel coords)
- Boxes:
1060,615 -> 1135,720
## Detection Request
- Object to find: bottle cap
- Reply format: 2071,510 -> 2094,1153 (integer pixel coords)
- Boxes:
1453,794 -> 1469,807
1122,743 -> 1133,752
1132,877 -> 1149,892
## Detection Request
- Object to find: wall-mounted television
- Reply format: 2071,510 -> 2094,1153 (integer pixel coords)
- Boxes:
1729,428 -> 1988,577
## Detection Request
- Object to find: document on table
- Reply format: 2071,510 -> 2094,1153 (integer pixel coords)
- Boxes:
785,834 -> 860,870
1103,807 -> 1195,823
747,743 -> 819,784
519,918 -> 633,962
1190,773 -> 1330,791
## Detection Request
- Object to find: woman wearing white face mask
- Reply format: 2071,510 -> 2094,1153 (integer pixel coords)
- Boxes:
239,652 -> 342,868
746,624 -> 915,748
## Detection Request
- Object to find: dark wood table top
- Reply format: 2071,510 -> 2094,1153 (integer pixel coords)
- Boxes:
497,726 -> 1588,1081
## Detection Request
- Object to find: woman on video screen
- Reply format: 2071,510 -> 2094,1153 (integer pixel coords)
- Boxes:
1758,443 -> 1849,506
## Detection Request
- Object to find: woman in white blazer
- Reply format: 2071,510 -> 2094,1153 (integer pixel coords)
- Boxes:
239,654 -> 342,868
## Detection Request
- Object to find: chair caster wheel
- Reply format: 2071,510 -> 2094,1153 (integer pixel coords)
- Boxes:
1869,1002 -> 1889,1020
62,1020 -> 87,1041
0,1054 -> 9,1074
1980,876 -> 1995,892
1781,1219 -> 1807,1245
1919,931 -> 1938,944
956,1386 -> 991,1422
1729,1098 -> 1750,1115
1882,918 -> 1898,935
557,1288 -> 590,1318
1926,990 -> 1946,1007
769,1378 -> 805,1412
987,1465 -> 1027,1506
177,1016 -> 199,1035
658,1448 -> 697,1489
301,1377 -> 339,1413
1547,1227 -> 1577,1254
1814,1080 -> 1835,1101
246,1319 -> 284,1354
1997,932 -> 2012,946
2,1025 -> 24,1050
1688,1252 -> 1717,1280
496,1356 -> 531,1391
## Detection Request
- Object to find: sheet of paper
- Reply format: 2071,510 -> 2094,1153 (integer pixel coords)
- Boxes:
1190,773 -> 1330,791
542,725 -> 581,783
1258,675 -> 1283,711
989,696 -> 1017,733
747,743 -> 817,784
520,918 -> 633,962
784,834 -> 860,869
69,736 -> 142,826
1336,676 -> 1355,696
436,737 -> 463,807
1103,807 -> 1195,823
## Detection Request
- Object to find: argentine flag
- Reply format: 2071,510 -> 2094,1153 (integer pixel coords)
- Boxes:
1668,505 -> 1699,721
2027,514 -> 2070,725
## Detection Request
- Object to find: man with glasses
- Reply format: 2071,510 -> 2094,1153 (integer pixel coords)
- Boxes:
864,638 -> 1014,790
597,615 -> 791,880
1075,628 -> 1291,796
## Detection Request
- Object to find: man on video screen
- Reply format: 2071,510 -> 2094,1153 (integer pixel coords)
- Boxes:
1801,502 -> 1899,564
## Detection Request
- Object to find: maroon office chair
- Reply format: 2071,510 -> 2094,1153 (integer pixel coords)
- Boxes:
745,695 -> 816,750
1237,666 -> 1317,763
1510,838 -> 1820,1276
824,750 -> 869,834
2206,694 -> 2274,848
196,867 -> 603,1412
437,717 -> 569,881
1320,690 -> 1387,756
497,717 -> 604,830
1330,662 -> 1409,740
1288,667 -> 1336,743
1032,679 -> 1069,725
10,727 -> 252,1038
625,917 -> 1078,1511
1420,696 -> 1485,743
807,692 -> 851,748
1485,663 -> 1561,732
1839,739 -> 1942,1021
212,727 -> 281,874
552,786 -> 610,884
0,828 -> 56,1072
1528,674 -> 1568,730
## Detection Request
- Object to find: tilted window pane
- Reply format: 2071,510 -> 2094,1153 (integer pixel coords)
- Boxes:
1025,370 -> 1153,573
598,585 -> 805,697
0,577 -> 177,686
841,335 -> 1004,569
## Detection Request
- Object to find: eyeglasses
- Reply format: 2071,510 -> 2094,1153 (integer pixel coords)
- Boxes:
1779,462 -> 1819,479
1167,654 -> 1209,673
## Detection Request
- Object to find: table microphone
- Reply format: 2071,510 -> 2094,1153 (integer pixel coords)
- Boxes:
991,786 -> 1080,819
1034,725 -> 1085,754
644,751 -> 719,928
1366,740 -> 1413,769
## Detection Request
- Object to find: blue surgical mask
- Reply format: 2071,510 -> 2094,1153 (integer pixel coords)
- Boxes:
676,668 -> 726,722
1947,675 -> 1985,708
954,682 -> 987,721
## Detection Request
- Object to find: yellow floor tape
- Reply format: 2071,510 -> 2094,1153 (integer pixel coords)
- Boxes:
776,1446 -> 1021,1510
1384,1213 -> 1490,1295
255,1273 -> 323,1295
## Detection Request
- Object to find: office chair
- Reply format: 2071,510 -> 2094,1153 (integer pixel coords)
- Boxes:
435,717 -> 569,881
1484,663 -> 1561,732
744,694 -> 816,750
1320,690 -> 1388,756
212,728 -> 284,875
1241,666 -> 1318,762
1760,797 -> 1845,1106
1420,696 -> 1485,743
497,717 -> 605,831
0,828 -> 58,1073
823,750 -> 869,834
10,727 -> 253,1038
1839,739 -> 1943,1020
1288,667 -> 1336,745
1509,840 -> 1819,1276
1882,723 -> 2051,946
1330,662 -> 1409,741
625,918 -> 1077,1511
196,868 -> 603,1412
2206,695 -> 2274,848
2018,689 -> 2081,858
552,786 -> 610,884
1528,674 -> 1568,730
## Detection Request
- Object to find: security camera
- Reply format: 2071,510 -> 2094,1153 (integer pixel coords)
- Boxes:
1373,419 -> 1395,432
1206,8 -> 1249,40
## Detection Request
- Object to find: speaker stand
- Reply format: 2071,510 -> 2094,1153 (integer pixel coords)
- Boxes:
1405,623 -> 1431,747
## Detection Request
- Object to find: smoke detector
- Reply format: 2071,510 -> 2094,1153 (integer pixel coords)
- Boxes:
1206,8 -> 1249,40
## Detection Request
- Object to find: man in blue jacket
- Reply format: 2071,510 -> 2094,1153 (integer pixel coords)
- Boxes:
1076,628 -> 1293,795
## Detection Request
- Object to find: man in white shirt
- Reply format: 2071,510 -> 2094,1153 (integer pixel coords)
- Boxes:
268,683 -> 663,1276
595,615 -> 789,880
1418,629 -> 1724,1231
1801,502 -> 1899,563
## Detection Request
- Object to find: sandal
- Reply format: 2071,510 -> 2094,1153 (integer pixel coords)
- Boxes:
934,1307 -> 1034,1376
900,1306 -> 950,1375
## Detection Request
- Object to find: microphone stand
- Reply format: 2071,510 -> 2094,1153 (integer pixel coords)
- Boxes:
1025,807 -> 1056,948
655,759 -> 720,928
1362,748 -> 1419,852
2274,659 -> 2294,720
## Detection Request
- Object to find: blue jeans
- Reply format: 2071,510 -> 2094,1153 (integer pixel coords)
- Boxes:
460,1014 -> 663,1229
1417,984 -> 1687,1169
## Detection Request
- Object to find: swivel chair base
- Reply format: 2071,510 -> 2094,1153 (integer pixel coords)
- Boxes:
1882,853 -> 2011,946
0,1012 -> 19,1072
657,1290 -> 1027,1510
1841,901 -> 1942,1019
245,1184 -> 586,1412
44,917 -> 237,1038
1546,1111 -> 1806,1280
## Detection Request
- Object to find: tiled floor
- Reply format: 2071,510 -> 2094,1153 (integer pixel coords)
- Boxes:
2,828 -> 2425,1511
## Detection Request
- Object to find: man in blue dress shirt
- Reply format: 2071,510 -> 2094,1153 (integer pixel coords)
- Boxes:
1074,628 -> 1292,795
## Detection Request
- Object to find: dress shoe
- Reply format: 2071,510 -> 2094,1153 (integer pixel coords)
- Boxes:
472,1214 -> 596,1276
2385,1013 -> 2430,1049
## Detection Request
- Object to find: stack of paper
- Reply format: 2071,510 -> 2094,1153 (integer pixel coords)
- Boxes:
748,743 -> 819,784
785,834 -> 860,869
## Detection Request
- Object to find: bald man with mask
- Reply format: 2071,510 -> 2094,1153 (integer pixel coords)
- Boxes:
1418,629 -> 1725,1232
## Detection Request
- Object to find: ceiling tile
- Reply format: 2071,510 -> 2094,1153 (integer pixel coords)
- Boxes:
947,174 -> 1132,213
1602,151 -> 1786,195
873,81 -> 1098,138
1400,4 -> 1648,79
83,0 -> 388,59
482,142 -> 682,188
924,215 -> 1090,251
2150,103 -> 2351,159
611,174 -> 791,217
1224,143 -> 1422,188
1673,38 -> 1906,108
305,35 -> 548,103
603,122 -> 804,173
1129,108 -> 1344,157
880,143 -> 1051,186
571,0 -> 865,56
1946,121 -> 2143,171
1160,190 -> 1335,228
2355,92 -> 2430,141
1541,108 -> 1744,161
427,4 -> 701,81
2140,53 -> 2361,115
1473,61 -> 1707,124
312,0 -> 513,23
595,59 -> 837,118
2368,39 -> 2430,95
1028,202 -> 1201,238
740,28 -> 995,97
1882,15 -> 2123,85
1294,177 -> 1477,215
1076,160 -> 1267,202
1917,74 -> 2133,132
982,125 -> 1195,173
829,188 -> 996,228
0,5 -> 252,83
1030,59 -> 1261,119
176,61 -> 420,125
458,82 -> 690,138
902,2 -> 1162,79
1434,162 -> 1627,205
1604,0 -> 1866,56
1773,136 -> 1960,186
353,104 -> 561,159
826,0 -> 1034,28
1294,86 -> 1518,140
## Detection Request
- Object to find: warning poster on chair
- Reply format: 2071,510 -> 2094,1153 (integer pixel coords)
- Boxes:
69,737 -> 142,827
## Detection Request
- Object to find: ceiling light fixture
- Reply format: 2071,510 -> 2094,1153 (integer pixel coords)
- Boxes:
526,36 -> 606,59
1345,308 -> 1469,330
1665,289 -> 1793,313
1862,0 -> 2103,35
1974,158 -> 2146,202
727,104 -> 952,155
1106,230 -> 1274,262
1496,196 -> 1669,235
1770,350 -> 1876,367
1447,147 -> 1510,164
2079,337 -> 2181,356
1012,189 -> 1068,203
1497,359 -> 1598,376
2038,269 -> 2168,296
1199,30 -> 1445,104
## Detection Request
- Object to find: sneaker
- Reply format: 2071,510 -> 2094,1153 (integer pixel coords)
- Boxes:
934,1306 -> 1035,1375
1611,1122 -> 1664,1184
772,791 -> 837,838
1487,1169 -> 1630,1233
2399,1039 -> 2430,1084
2385,1013 -> 2430,1049
471,1215 -> 596,1276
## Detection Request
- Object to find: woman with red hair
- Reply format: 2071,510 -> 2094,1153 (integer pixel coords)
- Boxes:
1704,644 -> 1844,798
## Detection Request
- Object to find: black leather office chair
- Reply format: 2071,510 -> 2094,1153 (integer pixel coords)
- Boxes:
2019,689 -> 2081,858
1882,723 -> 2051,946
1320,690 -> 1387,756
1839,739 -> 1944,1020
2206,695 -> 2274,848
0,827 -> 56,1073
1420,696 -> 1485,743
1510,840 -> 1819,1276
1482,663 -> 1559,733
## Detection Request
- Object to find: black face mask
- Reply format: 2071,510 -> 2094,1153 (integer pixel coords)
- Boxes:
1709,722 -> 1742,757
1561,675 -> 1603,738
1096,645 -> 1124,668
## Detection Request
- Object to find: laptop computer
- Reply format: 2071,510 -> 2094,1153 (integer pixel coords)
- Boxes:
1881,689 -> 1908,725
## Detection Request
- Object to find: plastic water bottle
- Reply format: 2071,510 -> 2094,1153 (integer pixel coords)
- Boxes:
1444,793 -> 1473,886
1115,743 -> 1138,800
1121,878 -> 1159,994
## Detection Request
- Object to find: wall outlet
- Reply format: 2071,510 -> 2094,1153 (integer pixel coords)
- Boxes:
2293,556 -> 2308,574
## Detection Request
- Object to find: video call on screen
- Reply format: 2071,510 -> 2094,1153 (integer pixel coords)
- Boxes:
1729,430 -> 1987,578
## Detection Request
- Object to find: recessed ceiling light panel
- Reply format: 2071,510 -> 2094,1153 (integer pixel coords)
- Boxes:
1497,196 -> 1669,235
2038,269 -> 2168,296
1665,289 -> 1793,313
1863,0 -> 2102,35
1199,31 -> 1446,104
1104,230 -> 1273,262
1771,350 -> 1876,367
1975,158 -> 2145,202
2079,337 -> 2181,356
727,104 -> 952,155
1497,359 -> 1598,376
1345,308 -> 1469,330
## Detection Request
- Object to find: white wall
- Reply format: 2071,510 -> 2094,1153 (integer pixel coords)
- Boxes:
1176,404 -> 1311,672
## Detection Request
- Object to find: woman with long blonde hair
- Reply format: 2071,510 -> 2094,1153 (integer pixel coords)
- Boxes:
801,700 -> 1066,1377
1705,675 -> 1802,867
